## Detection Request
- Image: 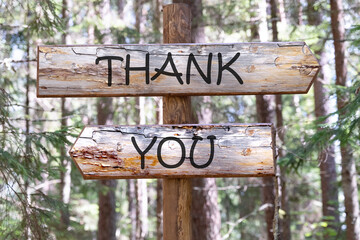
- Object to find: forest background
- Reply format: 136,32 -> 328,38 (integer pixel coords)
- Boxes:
0,0 -> 359,239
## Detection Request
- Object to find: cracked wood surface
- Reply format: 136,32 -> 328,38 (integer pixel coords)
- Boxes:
37,42 -> 319,97
69,123 -> 275,179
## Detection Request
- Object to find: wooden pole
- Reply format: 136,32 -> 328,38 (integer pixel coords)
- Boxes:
162,4 -> 192,240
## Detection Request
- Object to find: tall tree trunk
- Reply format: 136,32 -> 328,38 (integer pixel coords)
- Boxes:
97,98 -> 117,240
117,0 -> 125,18
156,179 -> 163,240
189,1 -> 221,239
269,0 -> 291,238
127,179 -> 136,240
256,1 -> 275,239
330,0 -> 360,238
153,14 -> 163,234
256,95 -> 275,240
96,1 -> 118,239
296,0 -> 303,25
192,178 -> 221,240
59,0 -> 72,229
277,0 -> 286,23
24,26 -> 31,240
315,50 -> 340,234
307,0 -> 340,235
152,0 -> 161,43
134,2 -> 149,238
136,179 -> 148,240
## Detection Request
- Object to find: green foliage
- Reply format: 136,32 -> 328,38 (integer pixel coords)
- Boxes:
279,79 -> 360,171
1,0 -> 64,37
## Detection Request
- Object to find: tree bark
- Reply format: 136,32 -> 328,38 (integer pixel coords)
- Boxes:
98,179 -> 117,240
307,1 -> 340,234
97,98 -> 117,240
156,179 -> 163,240
256,95 -> 275,240
162,4 -> 192,240
330,0 -> 360,238
97,1 -> 117,239
117,0 -> 124,18
256,1 -> 276,239
192,178 -> 221,240
136,178 -> 148,240
270,0 -> 291,238
59,0 -> 72,229
127,179 -> 136,240
152,0 -> 162,43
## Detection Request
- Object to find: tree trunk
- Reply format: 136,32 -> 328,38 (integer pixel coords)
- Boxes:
308,0 -> 340,232
134,3 -> 149,237
25,30 -> 31,240
256,1 -> 275,239
97,98 -> 117,240
117,0 -> 124,18
127,179 -> 136,240
269,0 -> 291,238
295,0 -> 303,25
316,74 -> 340,226
156,179 -> 163,240
192,178 -> 221,240
190,0 -> 205,43
256,95 -> 275,240
189,1 -> 221,239
152,0 -> 162,43
59,0 -> 72,229
97,1 -> 117,239
330,0 -> 360,238
136,179 -> 148,240
98,179 -> 117,240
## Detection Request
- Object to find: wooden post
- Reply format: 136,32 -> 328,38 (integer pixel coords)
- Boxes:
162,4 -> 192,240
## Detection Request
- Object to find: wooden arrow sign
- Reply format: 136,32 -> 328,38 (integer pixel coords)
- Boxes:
69,123 -> 275,179
37,42 -> 319,97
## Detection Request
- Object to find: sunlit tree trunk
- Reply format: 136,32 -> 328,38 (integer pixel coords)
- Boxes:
152,2 -> 163,239
127,179 -> 136,240
306,0 -> 340,235
330,0 -> 360,238
134,1 -> 149,237
136,179 -> 148,240
256,1 -> 276,239
156,178 -> 163,240
315,50 -> 340,234
59,0 -> 72,229
24,24 -> 31,240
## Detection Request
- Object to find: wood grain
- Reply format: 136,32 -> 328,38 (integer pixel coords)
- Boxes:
69,124 -> 275,179
37,42 -> 319,97
163,4 -> 193,240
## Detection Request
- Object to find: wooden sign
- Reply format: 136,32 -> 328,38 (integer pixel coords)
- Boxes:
69,123 -> 275,179
37,42 -> 319,97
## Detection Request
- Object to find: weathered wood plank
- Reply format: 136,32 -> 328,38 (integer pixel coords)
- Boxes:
69,123 -> 276,179
37,42 -> 319,97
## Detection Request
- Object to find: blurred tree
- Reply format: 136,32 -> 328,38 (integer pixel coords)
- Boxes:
59,0 -> 73,229
331,0 -> 360,238
95,1 -> 117,239
188,1 -> 221,239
